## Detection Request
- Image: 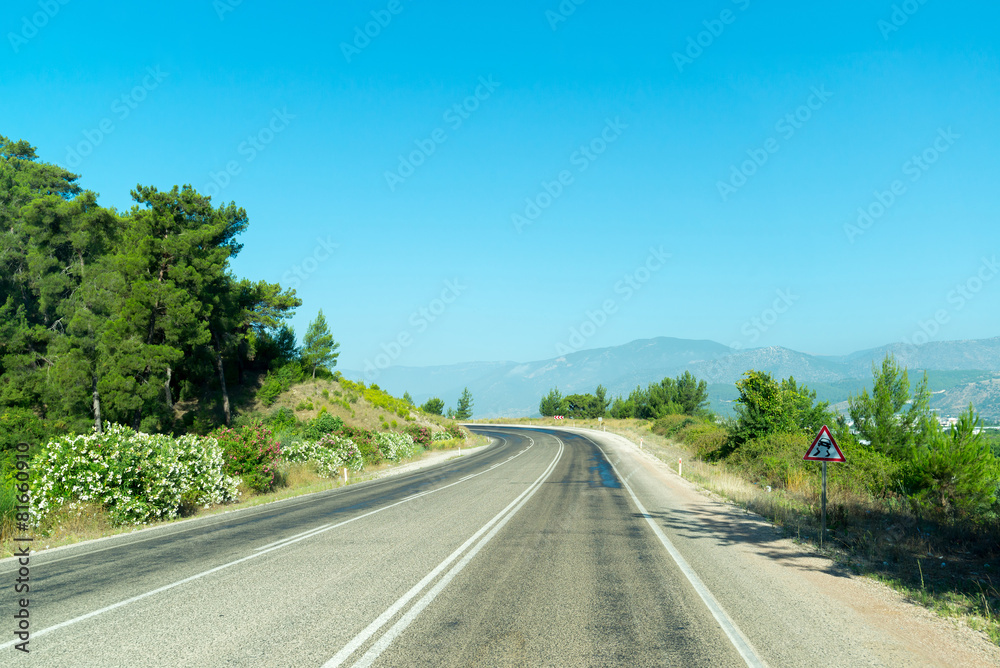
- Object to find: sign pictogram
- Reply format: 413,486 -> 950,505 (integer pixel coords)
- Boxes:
803,425 -> 846,462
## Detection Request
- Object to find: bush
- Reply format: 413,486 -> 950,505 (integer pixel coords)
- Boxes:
302,413 -> 344,440
31,424 -> 239,528
405,425 -> 431,448
266,407 -> 299,433
728,432 -> 812,489
282,434 -> 364,475
257,362 -> 304,407
211,421 -> 282,494
652,414 -> 697,438
375,431 -> 418,461
341,425 -> 381,465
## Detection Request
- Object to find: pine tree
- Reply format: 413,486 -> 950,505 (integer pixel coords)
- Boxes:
454,387 -> 474,420
301,309 -> 339,379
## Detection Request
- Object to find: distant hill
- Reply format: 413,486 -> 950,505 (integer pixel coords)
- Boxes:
343,336 -> 1000,420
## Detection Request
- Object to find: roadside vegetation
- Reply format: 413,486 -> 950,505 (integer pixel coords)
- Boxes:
521,359 -> 1000,644
0,136 -> 480,556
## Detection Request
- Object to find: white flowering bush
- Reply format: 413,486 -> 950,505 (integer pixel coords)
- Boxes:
375,431 -> 418,462
281,435 -> 364,476
31,423 -> 240,528
431,431 -> 452,442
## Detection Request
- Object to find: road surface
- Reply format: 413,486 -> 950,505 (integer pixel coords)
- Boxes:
2,426 -> 995,666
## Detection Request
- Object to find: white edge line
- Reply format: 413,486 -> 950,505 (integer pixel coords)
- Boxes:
339,437 -> 563,668
593,441 -> 767,668
0,435 -> 533,652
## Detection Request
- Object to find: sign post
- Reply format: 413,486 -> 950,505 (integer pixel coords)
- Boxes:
803,425 -> 846,548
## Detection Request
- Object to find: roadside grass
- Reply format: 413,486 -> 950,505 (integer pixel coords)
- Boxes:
0,437 -> 487,559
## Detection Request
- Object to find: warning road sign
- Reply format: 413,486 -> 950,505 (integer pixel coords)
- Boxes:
803,425 -> 846,462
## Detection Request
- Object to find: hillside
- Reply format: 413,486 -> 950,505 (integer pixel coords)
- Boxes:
345,336 -> 1000,419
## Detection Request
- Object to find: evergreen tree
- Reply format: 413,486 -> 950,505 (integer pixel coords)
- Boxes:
301,309 -> 339,379
421,397 -> 444,415
455,387 -> 474,419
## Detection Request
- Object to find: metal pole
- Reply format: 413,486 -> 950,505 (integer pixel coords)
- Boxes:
821,461 -> 827,548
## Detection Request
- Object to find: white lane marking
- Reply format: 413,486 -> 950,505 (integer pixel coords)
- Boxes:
593,441 -> 768,668
254,524 -> 332,551
325,436 -> 560,668
0,435 -> 533,652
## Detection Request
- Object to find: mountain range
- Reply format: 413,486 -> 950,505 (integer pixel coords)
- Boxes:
343,336 -> 1000,420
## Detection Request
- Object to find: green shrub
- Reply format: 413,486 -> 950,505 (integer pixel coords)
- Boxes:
302,413 -> 344,440
652,414 -> 697,438
257,362 -> 304,407
211,421 -> 282,494
266,407 -> 299,433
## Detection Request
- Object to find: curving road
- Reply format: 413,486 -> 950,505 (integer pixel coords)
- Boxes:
1,427 -> 993,666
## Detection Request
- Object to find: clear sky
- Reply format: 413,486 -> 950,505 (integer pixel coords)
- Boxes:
3,1 -> 998,373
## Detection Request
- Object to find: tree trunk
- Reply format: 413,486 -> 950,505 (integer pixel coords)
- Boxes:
213,331 -> 231,426
164,366 -> 173,410
92,374 -> 102,434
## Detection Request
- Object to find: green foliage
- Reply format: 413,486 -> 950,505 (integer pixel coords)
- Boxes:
301,309 -> 339,379
539,388 -> 563,416
0,136 -> 299,437
454,387 -> 474,420
421,397 -> 445,415
608,372 -> 709,419
211,421 -> 282,494
849,355 -> 932,460
265,407 -> 299,433
402,391 -> 414,406
301,413 -> 344,441
257,362 -> 304,406
907,406 -> 999,521
729,371 -> 832,453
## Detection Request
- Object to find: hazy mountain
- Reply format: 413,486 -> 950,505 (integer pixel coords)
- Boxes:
343,336 -> 1000,420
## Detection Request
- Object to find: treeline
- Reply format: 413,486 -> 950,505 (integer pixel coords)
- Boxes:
538,371 -> 709,419
672,356 -> 998,523
0,136 -> 301,451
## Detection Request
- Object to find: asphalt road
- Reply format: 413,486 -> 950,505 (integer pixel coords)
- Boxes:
1,427 -> 988,666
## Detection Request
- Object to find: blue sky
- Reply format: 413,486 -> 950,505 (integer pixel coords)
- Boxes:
3,1 -> 998,374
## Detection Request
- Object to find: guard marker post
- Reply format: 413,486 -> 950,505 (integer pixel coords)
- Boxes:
803,425 -> 847,548
678,458 -> 682,477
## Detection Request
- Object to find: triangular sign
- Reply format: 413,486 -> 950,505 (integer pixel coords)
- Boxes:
803,425 -> 846,462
